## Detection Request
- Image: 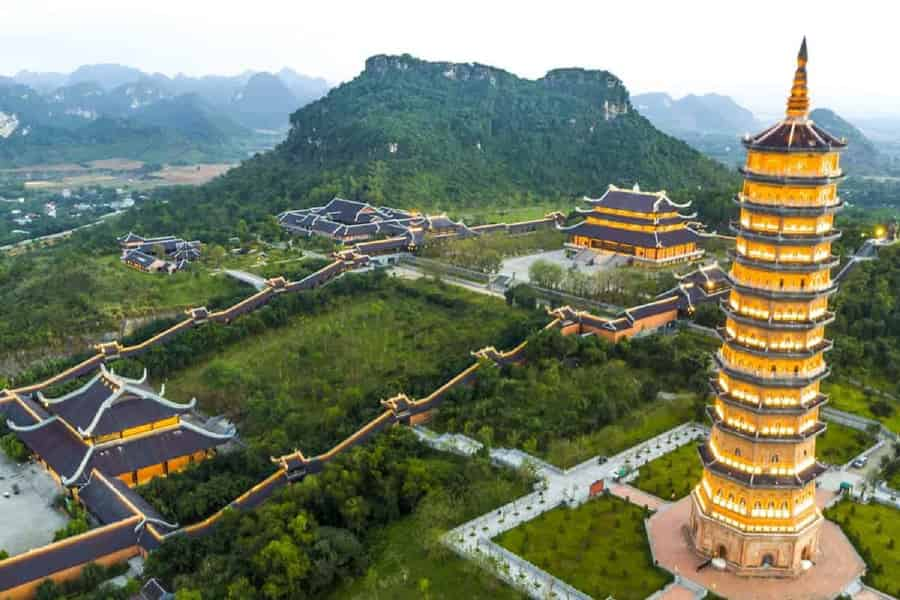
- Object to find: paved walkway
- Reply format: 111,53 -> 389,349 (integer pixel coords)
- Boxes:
438,423 -> 708,599
609,483 -> 668,512
221,269 -> 268,290
654,583 -> 700,600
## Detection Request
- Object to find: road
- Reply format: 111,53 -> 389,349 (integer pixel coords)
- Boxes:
1,210 -> 124,253
221,269 -> 268,290
390,265 -> 506,299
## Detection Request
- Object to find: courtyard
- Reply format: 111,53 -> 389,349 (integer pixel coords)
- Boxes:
498,249 -> 622,284
0,453 -> 68,556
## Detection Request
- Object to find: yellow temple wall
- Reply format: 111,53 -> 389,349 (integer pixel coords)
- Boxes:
731,262 -> 831,292
92,416 -> 181,444
736,239 -> 832,263
745,150 -> 841,178
116,450 -> 211,487
739,211 -> 833,235
585,216 -> 686,233
741,181 -> 838,208
714,399 -> 820,435
717,373 -> 819,408
711,429 -> 816,473
721,344 -> 825,378
725,319 -> 826,351
728,291 -> 828,322
590,207 -> 679,220
699,472 -> 818,527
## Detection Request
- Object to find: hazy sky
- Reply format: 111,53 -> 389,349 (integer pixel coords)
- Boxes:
1,0 -> 895,118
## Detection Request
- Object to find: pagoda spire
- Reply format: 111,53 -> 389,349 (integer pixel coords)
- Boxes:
786,36 -> 810,119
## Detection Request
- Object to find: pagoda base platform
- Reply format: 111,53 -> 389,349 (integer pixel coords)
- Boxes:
647,495 -> 865,600
688,491 -> 822,576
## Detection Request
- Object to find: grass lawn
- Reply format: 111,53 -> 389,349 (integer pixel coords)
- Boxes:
544,395 -> 698,469
824,380 -> 900,433
825,500 -> 900,597
495,494 -> 671,600
889,470 -> 900,491
632,442 -> 702,501
330,460 -> 529,600
817,421 -> 876,466
162,277 -> 539,455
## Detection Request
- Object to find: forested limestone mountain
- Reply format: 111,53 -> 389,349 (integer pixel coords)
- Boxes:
280,55 -> 732,197
120,54 -> 738,244
229,72 -> 299,130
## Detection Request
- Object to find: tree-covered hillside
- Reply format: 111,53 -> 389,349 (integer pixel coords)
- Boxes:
811,108 -> 884,174
127,54 -> 738,243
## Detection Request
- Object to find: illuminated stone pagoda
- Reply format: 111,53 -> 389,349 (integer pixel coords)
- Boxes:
561,184 -> 703,265
689,38 -> 846,575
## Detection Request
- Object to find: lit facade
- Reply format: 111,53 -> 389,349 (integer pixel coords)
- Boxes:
689,38 -> 847,576
561,185 -> 703,265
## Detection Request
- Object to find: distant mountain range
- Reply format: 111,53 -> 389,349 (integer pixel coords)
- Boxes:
0,64 -> 330,167
633,91 -> 896,175
632,92 -> 760,136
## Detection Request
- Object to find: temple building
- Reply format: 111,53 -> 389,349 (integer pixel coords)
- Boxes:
561,184 -> 703,265
689,38 -> 846,576
118,233 -> 201,273
4,365 -> 234,487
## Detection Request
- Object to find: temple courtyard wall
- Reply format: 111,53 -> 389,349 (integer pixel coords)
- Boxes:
0,453 -> 67,557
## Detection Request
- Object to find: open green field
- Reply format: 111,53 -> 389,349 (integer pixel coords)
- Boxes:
824,381 -> 900,433
495,495 -> 671,600
817,421 -> 876,466
545,395 -> 698,468
329,460 -> 528,600
632,442 -> 702,501
162,277 -> 540,455
826,500 -> 900,597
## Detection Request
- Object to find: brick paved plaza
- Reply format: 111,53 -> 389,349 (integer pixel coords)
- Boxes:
648,496 -> 866,600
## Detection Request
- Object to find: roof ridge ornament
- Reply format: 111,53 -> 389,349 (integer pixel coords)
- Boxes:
786,36 -> 810,119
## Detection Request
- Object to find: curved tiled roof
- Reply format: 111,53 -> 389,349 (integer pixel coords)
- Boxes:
744,119 -> 847,152
38,367 -> 194,437
583,185 -> 691,213
561,221 -> 699,248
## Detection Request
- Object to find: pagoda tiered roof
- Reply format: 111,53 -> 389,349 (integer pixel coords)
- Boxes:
698,443 -> 828,488
277,196 -> 469,244
5,366 -> 234,486
743,119 -> 847,153
559,222 -> 699,248
582,185 -> 692,213
36,365 -> 195,438
10,417 -> 234,485
78,468 -> 178,532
